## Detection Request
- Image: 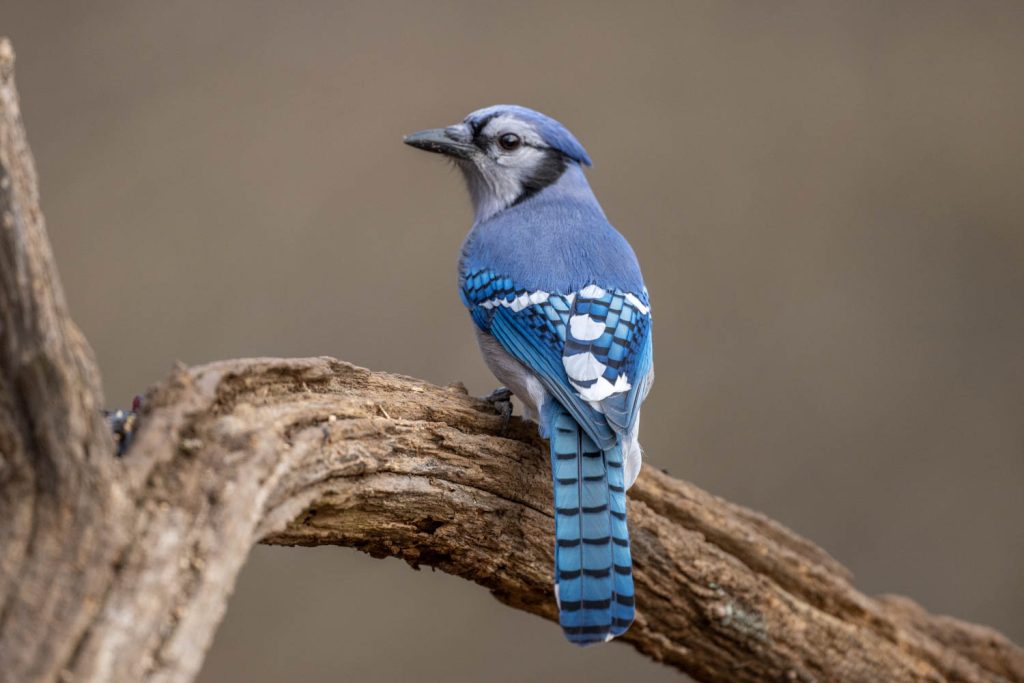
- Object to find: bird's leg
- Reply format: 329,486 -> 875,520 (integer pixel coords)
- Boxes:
484,386 -> 514,433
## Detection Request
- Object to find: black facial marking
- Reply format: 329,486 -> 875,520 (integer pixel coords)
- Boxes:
467,114 -> 570,206
512,148 -> 568,206
470,113 -> 500,150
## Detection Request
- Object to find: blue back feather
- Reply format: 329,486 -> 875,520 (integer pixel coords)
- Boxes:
459,165 -> 644,294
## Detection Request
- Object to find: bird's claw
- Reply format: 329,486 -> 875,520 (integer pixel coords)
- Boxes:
104,394 -> 144,456
484,386 -> 514,434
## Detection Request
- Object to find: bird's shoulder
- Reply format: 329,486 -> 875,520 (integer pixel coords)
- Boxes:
459,189 -> 644,293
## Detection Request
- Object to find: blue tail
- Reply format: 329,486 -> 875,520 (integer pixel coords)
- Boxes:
547,403 -> 635,645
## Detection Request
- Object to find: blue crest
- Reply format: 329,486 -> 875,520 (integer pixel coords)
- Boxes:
465,104 -> 593,166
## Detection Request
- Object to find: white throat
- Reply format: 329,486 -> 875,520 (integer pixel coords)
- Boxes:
458,161 -> 523,223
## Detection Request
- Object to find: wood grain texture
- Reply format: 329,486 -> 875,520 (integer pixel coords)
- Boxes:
0,37 -> 1021,683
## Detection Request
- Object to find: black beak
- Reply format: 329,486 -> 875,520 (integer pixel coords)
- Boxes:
403,126 -> 475,159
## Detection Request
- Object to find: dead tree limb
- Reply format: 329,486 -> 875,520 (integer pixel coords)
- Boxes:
0,38 -> 1021,683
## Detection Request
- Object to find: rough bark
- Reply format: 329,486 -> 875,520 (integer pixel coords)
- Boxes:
0,37 -> 1021,683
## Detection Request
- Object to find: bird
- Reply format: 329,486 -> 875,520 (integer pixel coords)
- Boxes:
404,105 -> 652,646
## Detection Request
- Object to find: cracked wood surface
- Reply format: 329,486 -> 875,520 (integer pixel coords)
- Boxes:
0,37 -> 1022,683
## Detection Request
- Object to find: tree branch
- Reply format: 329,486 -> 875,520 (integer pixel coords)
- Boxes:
0,38 -> 1021,683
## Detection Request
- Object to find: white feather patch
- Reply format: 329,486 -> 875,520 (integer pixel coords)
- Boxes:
624,292 -> 650,314
578,284 -> 607,299
562,352 -> 606,381
572,374 -> 632,402
529,291 -> 550,305
568,314 -> 605,341
509,292 -> 530,312
479,289 -> 550,312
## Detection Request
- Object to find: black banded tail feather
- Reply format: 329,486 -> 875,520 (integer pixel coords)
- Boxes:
547,402 -> 635,645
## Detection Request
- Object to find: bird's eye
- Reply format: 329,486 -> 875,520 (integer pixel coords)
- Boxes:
498,133 -> 522,151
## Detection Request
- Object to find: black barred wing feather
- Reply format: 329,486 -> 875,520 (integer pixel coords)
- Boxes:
562,285 -> 652,436
461,268 -> 651,445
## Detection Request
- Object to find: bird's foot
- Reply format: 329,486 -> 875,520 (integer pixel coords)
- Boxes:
484,386 -> 514,434
104,395 -> 143,456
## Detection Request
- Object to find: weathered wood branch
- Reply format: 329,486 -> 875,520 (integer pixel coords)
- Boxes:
0,38 -> 1021,683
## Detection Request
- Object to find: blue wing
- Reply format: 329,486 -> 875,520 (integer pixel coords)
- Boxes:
564,285 -> 652,438
461,268 -> 652,448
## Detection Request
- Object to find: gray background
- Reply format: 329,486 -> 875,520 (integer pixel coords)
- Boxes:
4,2 -> 1022,681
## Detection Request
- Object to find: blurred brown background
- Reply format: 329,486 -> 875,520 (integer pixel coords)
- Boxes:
4,1 -> 1023,681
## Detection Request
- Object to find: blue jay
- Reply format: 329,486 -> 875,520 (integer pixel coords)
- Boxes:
405,105 -> 652,646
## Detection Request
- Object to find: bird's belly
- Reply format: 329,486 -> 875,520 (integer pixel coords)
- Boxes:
475,329 -> 548,423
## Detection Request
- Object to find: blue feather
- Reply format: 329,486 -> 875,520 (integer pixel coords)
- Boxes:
546,402 -> 634,645
489,308 -> 617,450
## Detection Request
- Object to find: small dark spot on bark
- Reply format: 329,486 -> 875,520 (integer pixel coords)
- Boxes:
302,507 -> 318,525
414,517 -> 445,535
408,548 -> 451,569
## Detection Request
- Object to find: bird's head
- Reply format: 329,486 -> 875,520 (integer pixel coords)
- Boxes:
404,104 -> 592,221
